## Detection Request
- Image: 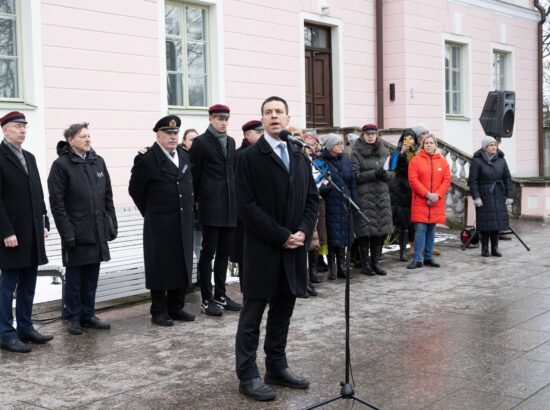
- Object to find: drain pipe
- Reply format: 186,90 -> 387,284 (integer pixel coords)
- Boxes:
376,0 -> 384,128
534,0 -> 546,176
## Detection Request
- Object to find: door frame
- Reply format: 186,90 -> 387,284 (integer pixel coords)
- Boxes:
299,12 -> 344,129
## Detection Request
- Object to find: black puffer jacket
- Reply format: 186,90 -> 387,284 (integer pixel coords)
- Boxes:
468,149 -> 514,232
350,138 -> 394,237
48,141 -> 117,267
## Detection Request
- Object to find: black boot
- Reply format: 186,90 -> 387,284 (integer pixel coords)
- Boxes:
490,232 -> 502,257
370,238 -> 387,276
335,247 -> 348,278
308,251 -> 321,284
317,254 -> 328,272
327,247 -> 336,280
351,239 -> 362,268
399,230 -> 408,262
359,237 -> 375,275
480,232 -> 490,257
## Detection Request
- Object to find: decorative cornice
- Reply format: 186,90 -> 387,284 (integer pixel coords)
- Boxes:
448,0 -> 540,21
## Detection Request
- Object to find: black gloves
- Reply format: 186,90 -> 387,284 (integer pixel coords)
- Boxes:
375,168 -> 386,179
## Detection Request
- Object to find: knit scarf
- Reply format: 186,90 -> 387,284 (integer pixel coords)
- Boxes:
208,124 -> 228,157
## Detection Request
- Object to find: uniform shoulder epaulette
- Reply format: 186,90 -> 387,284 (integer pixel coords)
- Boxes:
138,146 -> 150,155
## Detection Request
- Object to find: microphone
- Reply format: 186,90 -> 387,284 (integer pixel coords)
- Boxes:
279,130 -> 307,148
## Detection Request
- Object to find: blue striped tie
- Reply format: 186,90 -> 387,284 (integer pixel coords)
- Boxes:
278,143 -> 289,170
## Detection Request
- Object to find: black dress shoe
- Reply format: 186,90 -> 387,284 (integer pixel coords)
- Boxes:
151,314 -> 174,327
81,316 -> 111,329
67,320 -> 83,335
169,309 -> 195,322
239,377 -> 276,401
491,248 -> 502,257
264,368 -> 310,389
407,261 -> 423,270
307,284 -> 318,297
423,259 -> 441,268
18,330 -> 54,344
1,338 -> 31,353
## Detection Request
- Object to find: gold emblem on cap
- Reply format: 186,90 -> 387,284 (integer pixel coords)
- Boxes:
169,119 -> 177,128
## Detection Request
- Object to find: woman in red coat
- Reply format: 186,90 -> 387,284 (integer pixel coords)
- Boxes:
407,135 -> 451,269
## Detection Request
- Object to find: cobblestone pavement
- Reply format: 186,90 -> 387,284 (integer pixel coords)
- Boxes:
1,222 -> 549,409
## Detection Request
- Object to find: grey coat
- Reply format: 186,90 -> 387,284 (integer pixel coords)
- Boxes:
350,138 -> 394,237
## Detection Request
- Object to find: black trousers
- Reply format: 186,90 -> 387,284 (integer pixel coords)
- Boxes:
64,263 -> 101,321
150,289 -> 186,316
235,294 -> 297,380
198,225 -> 233,301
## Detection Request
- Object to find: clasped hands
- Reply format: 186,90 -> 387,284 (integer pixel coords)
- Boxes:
426,192 -> 440,206
284,231 -> 306,249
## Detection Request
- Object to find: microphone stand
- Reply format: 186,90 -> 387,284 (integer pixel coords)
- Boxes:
298,147 -> 380,410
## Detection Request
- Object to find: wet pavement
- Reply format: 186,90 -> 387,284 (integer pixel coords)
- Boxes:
1,221 -> 550,409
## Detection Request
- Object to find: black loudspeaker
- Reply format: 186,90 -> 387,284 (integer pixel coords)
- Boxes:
389,83 -> 395,101
479,91 -> 515,138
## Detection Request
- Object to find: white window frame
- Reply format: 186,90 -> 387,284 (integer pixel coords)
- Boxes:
0,0 -> 23,102
445,42 -> 464,116
491,44 -> 514,92
165,1 -> 211,110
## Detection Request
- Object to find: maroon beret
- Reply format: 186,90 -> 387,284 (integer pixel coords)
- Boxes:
0,111 -> 27,127
242,120 -> 263,132
208,104 -> 230,117
361,123 -> 378,132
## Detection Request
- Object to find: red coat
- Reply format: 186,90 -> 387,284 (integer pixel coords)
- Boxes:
408,150 -> 451,224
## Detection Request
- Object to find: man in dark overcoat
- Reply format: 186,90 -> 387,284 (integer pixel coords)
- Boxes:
0,111 -> 53,353
189,104 -> 241,316
48,122 -> 117,335
129,115 -> 195,326
234,97 -> 319,401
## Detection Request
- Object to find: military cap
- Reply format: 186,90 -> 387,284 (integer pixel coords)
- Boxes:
361,123 -> 378,132
153,115 -> 181,133
208,104 -> 230,117
242,120 -> 263,132
0,111 -> 27,127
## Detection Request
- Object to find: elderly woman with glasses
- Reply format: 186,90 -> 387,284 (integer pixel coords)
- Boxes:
468,136 -> 514,257
316,133 -> 356,280
350,124 -> 393,276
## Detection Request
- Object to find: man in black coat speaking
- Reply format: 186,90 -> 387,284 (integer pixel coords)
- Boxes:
0,111 -> 53,353
129,115 -> 195,327
235,97 -> 319,401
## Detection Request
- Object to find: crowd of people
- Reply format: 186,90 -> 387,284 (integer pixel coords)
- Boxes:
0,98 -> 515,401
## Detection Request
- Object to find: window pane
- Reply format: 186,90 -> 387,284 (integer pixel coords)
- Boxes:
304,27 -> 312,47
0,17 -> 16,56
167,73 -> 183,106
186,7 -> 205,41
165,4 -> 181,36
0,0 -> 15,15
188,74 -> 207,107
311,26 -> 329,48
0,58 -> 17,98
187,42 -> 205,74
166,40 -> 182,71
452,46 -> 461,70
453,92 -> 460,114
445,91 -> 450,114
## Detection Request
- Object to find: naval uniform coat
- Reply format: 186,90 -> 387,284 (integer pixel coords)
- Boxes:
129,143 -> 193,290
0,141 -> 49,269
237,136 -> 319,299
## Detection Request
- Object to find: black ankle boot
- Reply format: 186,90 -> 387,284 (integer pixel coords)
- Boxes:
399,230 -> 408,262
370,241 -> 387,276
308,251 -> 321,284
335,247 -> 349,278
359,238 -> 375,275
480,232 -> 490,257
327,247 -> 336,280
490,232 -> 502,257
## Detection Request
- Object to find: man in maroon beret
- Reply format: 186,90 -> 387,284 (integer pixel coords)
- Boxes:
0,111 -> 53,352
189,104 -> 242,316
240,120 -> 263,150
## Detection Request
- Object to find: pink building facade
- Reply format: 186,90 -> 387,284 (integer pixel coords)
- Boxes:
2,0 -> 540,206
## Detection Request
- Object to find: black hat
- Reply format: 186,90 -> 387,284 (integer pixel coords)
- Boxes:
153,115 -> 181,132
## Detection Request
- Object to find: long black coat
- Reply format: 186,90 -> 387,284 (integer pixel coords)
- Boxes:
189,129 -> 237,227
351,139 -> 394,237
237,136 -> 319,299
129,143 -> 193,290
468,149 -> 514,232
0,141 -> 49,269
48,142 -> 117,267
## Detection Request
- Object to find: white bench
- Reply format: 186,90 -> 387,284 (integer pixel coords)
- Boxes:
39,205 -> 200,306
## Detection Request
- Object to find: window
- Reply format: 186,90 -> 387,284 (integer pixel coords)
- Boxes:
0,0 -> 20,100
445,42 -> 463,116
493,51 -> 507,90
165,2 -> 209,108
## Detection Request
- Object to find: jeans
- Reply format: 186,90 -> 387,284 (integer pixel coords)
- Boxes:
413,223 -> 436,263
0,267 -> 37,341
64,263 -> 101,321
